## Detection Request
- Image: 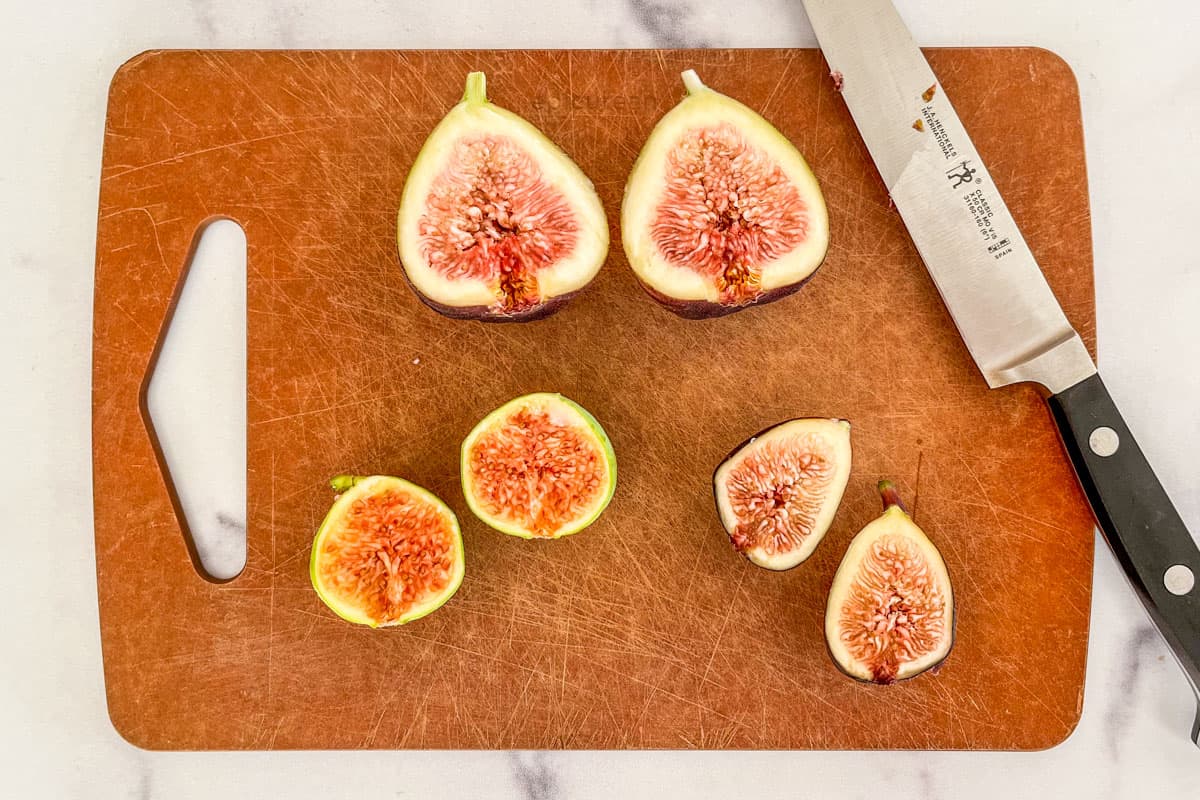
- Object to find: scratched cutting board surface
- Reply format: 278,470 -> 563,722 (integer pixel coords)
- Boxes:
93,48 -> 1097,750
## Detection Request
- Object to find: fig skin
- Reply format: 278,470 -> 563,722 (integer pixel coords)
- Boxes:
397,263 -> 580,323
643,275 -> 820,320
824,481 -> 956,684
712,417 -> 852,571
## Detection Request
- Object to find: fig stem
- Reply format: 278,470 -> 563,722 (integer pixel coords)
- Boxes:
330,475 -> 364,494
681,69 -> 707,95
462,71 -> 488,106
878,480 -> 908,513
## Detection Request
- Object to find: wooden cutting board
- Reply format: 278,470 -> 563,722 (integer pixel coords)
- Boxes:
93,48 -> 1097,750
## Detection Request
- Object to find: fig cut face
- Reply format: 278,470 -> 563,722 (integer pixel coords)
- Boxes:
825,482 -> 955,683
622,70 -> 830,318
398,72 -> 609,321
461,393 -> 617,539
309,475 -> 465,627
713,418 -> 851,570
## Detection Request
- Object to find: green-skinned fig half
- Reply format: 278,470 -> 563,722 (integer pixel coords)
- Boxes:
714,417 -> 851,570
310,475 -> 465,627
622,70 -> 829,318
397,72 -> 609,322
461,393 -> 617,539
825,481 -> 955,683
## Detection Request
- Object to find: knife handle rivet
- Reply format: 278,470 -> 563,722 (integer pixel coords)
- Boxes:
1164,564 -> 1195,596
1088,426 -> 1119,457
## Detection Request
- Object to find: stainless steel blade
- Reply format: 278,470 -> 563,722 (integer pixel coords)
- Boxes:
801,0 -> 1096,393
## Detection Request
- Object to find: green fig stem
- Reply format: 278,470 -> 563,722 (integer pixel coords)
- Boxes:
463,71 -> 488,106
330,475 -> 364,494
878,480 -> 908,513
681,69 -> 707,95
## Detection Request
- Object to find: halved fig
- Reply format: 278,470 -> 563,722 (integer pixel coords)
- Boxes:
397,72 -> 609,321
309,475 -> 465,627
622,70 -> 830,318
461,393 -> 616,539
825,481 -> 955,683
713,418 -> 851,570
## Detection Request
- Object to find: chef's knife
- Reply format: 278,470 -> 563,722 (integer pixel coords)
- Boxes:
800,0 -> 1200,744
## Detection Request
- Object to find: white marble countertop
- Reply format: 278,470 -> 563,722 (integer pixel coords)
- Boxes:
4,0 -> 1200,796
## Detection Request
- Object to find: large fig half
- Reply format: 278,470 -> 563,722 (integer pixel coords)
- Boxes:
713,418 -> 851,570
310,475 -> 465,627
397,72 -> 609,321
825,482 -> 955,683
622,70 -> 829,318
461,393 -> 616,539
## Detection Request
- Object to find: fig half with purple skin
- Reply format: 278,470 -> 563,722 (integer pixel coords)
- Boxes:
622,70 -> 830,318
713,418 -> 851,570
825,481 -> 955,683
397,72 -> 609,321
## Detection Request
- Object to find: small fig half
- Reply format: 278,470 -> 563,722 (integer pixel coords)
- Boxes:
398,72 -> 609,321
825,482 -> 955,683
622,70 -> 830,318
713,418 -> 851,570
310,475 -> 465,627
461,393 -> 617,539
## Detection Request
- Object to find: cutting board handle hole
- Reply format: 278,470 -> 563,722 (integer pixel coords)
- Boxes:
142,218 -> 248,583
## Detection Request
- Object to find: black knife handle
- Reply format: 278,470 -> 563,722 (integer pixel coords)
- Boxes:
1048,372 -> 1200,744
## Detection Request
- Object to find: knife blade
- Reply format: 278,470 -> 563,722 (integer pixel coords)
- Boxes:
801,0 -> 1200,745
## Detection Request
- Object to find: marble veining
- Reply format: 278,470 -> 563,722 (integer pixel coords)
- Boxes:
215,510 -> 245,533
190,0 -> 217,41
508,752 -> 560,800
135,767 -> 152,800
1105,624 -> 1160,758
627,0 -> 711,48
177,510 -> 247,580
